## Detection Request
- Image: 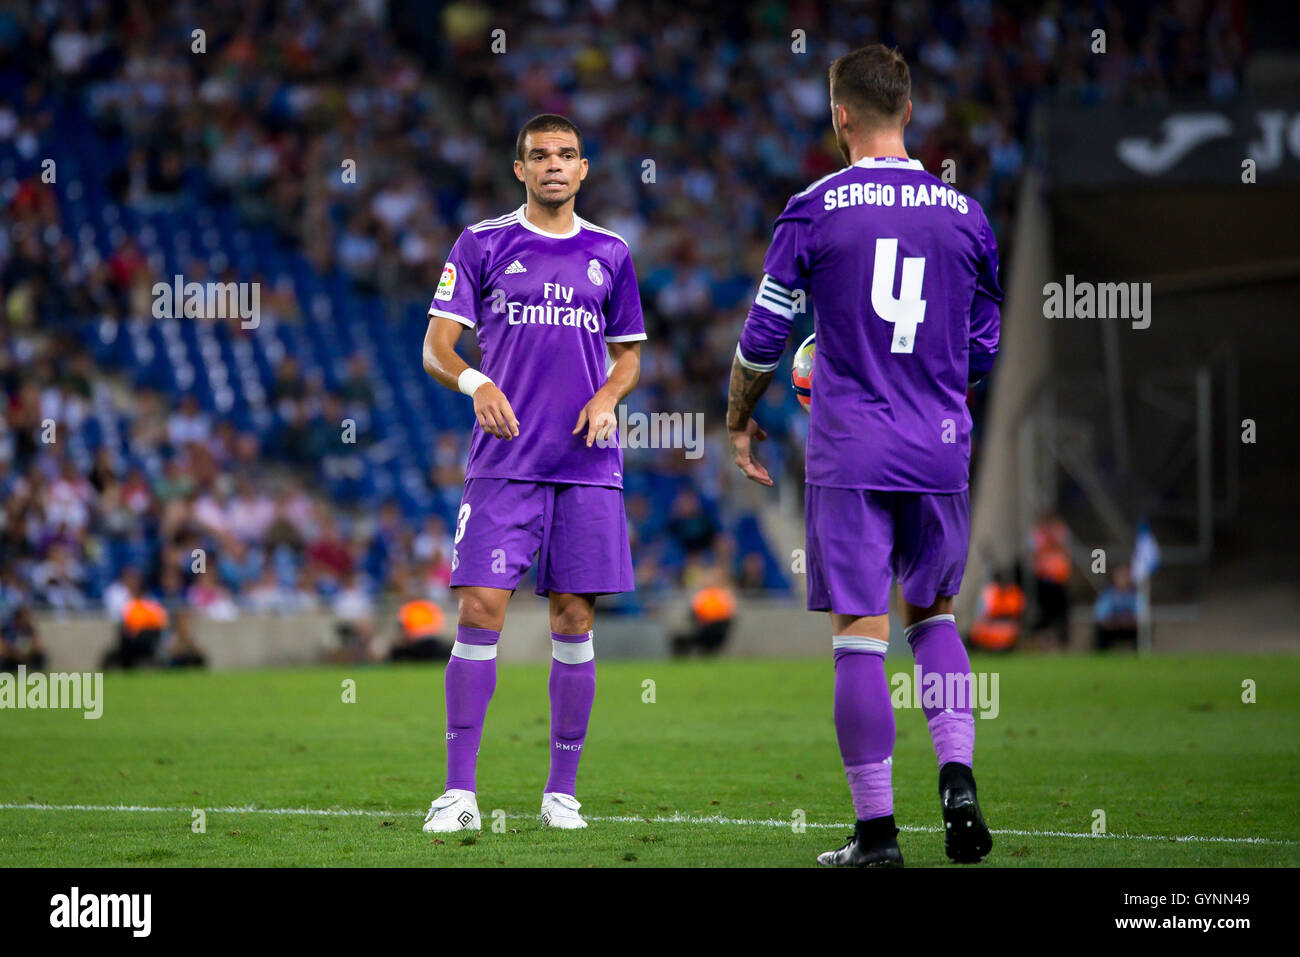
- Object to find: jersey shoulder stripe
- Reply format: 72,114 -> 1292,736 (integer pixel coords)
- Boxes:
793,164 -> 860,201
469,212 -> 519,233
576,217 -> 630,248
792,158 -> 929,204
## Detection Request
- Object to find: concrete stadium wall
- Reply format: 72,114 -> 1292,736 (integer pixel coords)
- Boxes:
34,598 -> 848,672
35,612 -> 338,673
35,594 -> 1294,670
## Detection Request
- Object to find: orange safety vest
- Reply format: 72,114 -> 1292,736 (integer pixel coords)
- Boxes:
984,583 -> 1026,619
1033,521 -> 1071,584
691,587 -> 736,625
970,583 -> 1024,651
122,598 -> 168,635
399,600 -> 445,638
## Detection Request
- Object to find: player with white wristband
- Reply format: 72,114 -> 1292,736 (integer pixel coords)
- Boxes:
419,113 -> 645,836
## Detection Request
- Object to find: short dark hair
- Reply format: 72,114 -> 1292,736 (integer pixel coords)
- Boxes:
515,114 -> 584,162
829,44 -> 911,126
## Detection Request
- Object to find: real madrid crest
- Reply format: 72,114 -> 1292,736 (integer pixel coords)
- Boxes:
587,259 -> 604,286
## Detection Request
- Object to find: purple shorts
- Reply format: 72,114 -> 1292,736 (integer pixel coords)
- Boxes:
805,485 -> 970,616
449,478 -> 634,596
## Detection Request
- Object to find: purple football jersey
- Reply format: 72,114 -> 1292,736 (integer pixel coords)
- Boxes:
738,157 -> 1002,492
430,205 -> 646,488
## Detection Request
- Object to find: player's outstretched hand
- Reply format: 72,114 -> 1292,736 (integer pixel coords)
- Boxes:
474,383 -> 519,439
729,419 -> 773,487
572,390 -> 618,448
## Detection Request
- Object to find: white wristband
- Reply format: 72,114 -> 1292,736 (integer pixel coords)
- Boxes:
458,368 -> 493,397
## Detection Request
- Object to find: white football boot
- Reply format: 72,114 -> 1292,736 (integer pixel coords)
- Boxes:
539,792 -> 588,829
422,789 -> 481,833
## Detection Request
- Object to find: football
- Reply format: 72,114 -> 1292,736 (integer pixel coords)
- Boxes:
792,332 -> 815,410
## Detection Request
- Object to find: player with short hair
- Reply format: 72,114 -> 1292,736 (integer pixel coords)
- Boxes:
726,44 -> 1001,867
420,113 -> 645,832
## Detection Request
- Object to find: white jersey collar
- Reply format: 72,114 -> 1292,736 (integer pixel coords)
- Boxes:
515,204 -> 581,239
853,156 -> 923,170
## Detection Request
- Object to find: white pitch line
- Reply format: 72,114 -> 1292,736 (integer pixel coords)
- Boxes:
1,802 -> 1296,847
0,803 -> 392,817
585,813 -> 1299,846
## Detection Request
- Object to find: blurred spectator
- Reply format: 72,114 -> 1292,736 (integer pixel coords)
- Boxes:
1,605 -> 47,672
217,539 -> 262,595
228,474 -> 276,543
1094,564 -> 1142,652
736,551 -> 767,595
328,569 -> 378,663
969,569 -> 1026,652
103,566 -> 142,622
186,575 -> 239,620
104,592 -> 168,669
163,608 -> 207,668
307,509 -> 352,582
668,489 -> 719,556
1030,511 -> 1072,647
390,595 -> 452,663
167,395 -> 211,449
672,570 -> 736,657
32,542 -> 89,611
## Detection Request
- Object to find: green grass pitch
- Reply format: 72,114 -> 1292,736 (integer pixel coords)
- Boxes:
2,653 -> 1297,867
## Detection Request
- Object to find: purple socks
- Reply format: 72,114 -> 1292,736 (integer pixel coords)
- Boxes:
906,613 -> 976,769
545,631 -> 596,796
444,626 -> 597,797
444,625 -> 499,792
832,615 -> 978,821
832,635 -> 895,820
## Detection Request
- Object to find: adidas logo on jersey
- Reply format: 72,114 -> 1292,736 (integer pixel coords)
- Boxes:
505,259 -> 527,274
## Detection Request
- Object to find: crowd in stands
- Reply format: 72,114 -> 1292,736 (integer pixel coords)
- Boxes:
0,0 -> 1248,651
0,325 -> 756,650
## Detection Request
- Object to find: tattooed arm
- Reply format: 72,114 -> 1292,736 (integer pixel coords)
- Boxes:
726,352 -> 774,488
730,201 -> 811,487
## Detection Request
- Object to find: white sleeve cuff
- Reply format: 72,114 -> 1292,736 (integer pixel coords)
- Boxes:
429,307 -> 475,328
735,344 -> 780,373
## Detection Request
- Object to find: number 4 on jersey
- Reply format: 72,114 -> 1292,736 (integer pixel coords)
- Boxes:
871,237 -> 926,353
